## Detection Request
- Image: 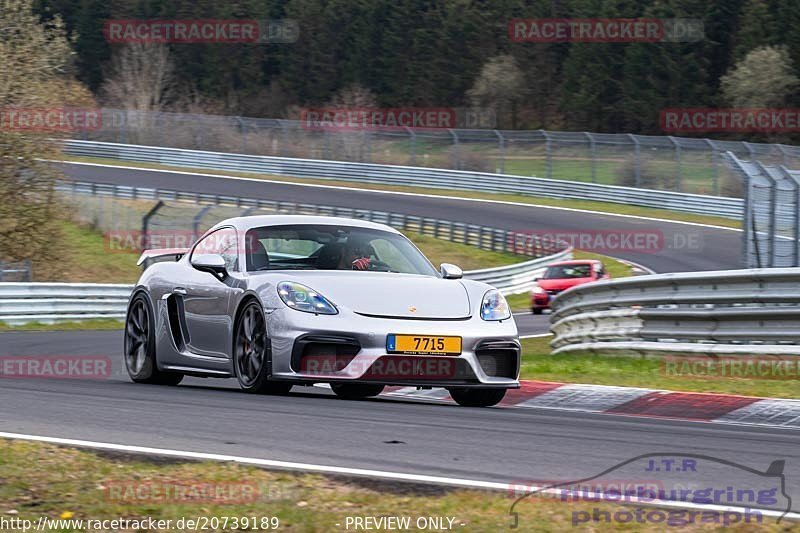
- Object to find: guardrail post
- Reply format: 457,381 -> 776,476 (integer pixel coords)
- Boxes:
141,201 -> 164,251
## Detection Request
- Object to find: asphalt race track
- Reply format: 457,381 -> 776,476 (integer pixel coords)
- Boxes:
1,330 -> 799,520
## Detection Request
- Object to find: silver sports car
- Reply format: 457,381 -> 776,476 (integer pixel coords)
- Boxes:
125,215 -> 520,407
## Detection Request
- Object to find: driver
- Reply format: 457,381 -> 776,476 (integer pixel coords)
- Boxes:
339,238 -> 376,270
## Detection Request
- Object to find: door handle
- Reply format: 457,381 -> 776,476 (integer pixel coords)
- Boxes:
173,287 -> 188,295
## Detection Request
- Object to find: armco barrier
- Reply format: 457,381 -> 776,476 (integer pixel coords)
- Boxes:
0,250 -> 571,326
550,268 -> 800,356
60,140 -> 745,219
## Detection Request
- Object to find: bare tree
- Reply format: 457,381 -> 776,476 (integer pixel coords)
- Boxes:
721,46 -> 799,108
467,55 -> 526,129
102,43 -> 175,112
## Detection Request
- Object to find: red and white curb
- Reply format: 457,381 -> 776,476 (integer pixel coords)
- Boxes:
382,381 -> 800,429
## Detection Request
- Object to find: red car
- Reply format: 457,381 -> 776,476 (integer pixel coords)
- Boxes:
530,260 -> 611,314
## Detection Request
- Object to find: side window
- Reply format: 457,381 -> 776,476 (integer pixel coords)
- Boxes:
192,228 -> 239,272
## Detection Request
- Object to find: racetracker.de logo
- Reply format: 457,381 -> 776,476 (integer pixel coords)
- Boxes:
299,108 -> 457,130
105,480 -> 260,504
661,108 -> 800,133
0,108 -> 101,133
103,19 -> 298,44
508,18 -> 703,43
300,355 -> 458,380
0,356 -> 111,379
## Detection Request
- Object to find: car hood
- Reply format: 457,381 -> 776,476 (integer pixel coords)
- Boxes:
537,277 -> 593,290
263,271 -> 472,319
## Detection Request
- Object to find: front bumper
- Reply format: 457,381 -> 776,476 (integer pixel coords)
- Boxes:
266,308 -> 520,388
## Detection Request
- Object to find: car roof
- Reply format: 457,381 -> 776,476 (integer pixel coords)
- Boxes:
208,214 -> 402,235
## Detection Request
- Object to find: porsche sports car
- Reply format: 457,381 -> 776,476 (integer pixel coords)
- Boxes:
125,215 -> 520,407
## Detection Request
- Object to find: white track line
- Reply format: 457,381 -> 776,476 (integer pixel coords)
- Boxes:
1,431 -> 796,522
55,159 -> 741,232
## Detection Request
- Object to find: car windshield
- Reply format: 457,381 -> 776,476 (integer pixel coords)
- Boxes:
543,264 -> 593,279
244,224 -> 437,275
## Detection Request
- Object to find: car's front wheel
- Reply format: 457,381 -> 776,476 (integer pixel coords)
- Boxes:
233,300 -> 292,395
330,383 -> 385,400
124,292 -> 183,385
448,387 -> 506,407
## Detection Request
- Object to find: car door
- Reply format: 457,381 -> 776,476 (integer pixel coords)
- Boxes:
181,227 -> 239,358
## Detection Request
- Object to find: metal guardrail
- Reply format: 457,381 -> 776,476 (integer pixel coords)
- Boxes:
550,268 -> 800,356
0,283 -> 132,325
61,140 -> 745,219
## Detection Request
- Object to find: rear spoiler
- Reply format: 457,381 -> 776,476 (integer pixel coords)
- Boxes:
136,248 -> 190,266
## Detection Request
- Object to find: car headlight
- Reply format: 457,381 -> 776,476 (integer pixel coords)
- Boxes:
481,289 -> 511,321
531,285 -> 546,295
277,281 -> 338,315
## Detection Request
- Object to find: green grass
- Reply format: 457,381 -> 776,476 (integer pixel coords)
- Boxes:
64,155 -> 742,229
0,319 -> 123,331
0,439 -> 785,532
406,231 -> 526,271
520,337 -> 799,399
39,220 -> 143,284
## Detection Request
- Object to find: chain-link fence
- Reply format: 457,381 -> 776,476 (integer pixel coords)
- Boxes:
73,108 -> 800,198
725,152 -> 800,268
55,180 -> 568,262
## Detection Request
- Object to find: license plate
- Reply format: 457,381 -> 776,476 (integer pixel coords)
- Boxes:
386,334 -> 461,355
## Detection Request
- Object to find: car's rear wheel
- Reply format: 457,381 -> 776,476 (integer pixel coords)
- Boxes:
124,293 -> 183,385
448,387 -> 506,407
330,383 -> 385,400
234,300 -> 292,395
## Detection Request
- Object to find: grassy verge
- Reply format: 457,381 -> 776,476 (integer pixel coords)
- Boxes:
520,337 -> 799,399
63,156 -> 742,229
0,319 -> 123,332
0,439 -> 778,532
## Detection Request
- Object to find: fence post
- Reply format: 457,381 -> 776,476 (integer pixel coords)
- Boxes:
754,161 -> 778,267
494,130 -> 505,174
192,205 -> 213,244
780,166 -> 800,267
628,134 -> 641,188
449,129 -> 460,170
585,132 -> 596,183
141,201 -> 165,251
707,139 -> 720,196
541,130 -> 552,180
405,126 -> 417,166
669,136 -> 682,192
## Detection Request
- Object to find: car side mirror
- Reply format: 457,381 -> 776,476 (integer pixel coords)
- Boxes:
191,254 -> 228,278
440,263 -> 463,279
